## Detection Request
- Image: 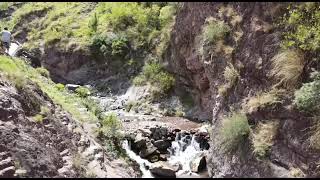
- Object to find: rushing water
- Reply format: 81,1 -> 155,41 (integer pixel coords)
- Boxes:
122,131 -> 209,178
122,140 -> 154,178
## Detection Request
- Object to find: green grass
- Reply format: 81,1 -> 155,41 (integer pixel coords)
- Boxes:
133,61 -> 175,98
219,112 -> 250,153
0,55 -> 99,123
36,67 -> 50,78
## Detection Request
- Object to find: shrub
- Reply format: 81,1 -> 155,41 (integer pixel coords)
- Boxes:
55,83 -> 65,91
294,80 -> 320,112
133,61 -> 175,96
175,110 -> 184,117
82,98 -> 103,119
75,86 -> 90,98
132,75 -> 146,86
270,49 -> 305,88
91,33 -> 129,62
202,17 -> 230,45
98,113 -> 122,139
36,67 -> 50,78
252,121 -> 279,159
243,89 -> 285,113
280,2 -> 320,53
219,112 -> 250,153
218,63 -> 239,96
124,101 -> 138,112
0,2 -> 9,11
159,5 -> 176,27
33,114 -> 43,123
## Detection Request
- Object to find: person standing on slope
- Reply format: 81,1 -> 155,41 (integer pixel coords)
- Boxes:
1,27 -> 12,53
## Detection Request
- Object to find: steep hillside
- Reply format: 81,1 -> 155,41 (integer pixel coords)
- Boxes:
2,1 -> 320,178
165,2 -> 320,177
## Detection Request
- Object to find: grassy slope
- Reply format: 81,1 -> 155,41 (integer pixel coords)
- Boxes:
0,55 -> 99,123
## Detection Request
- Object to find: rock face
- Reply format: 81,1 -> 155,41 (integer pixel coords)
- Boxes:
0,76 -> 138,178
165,2 -> 320,178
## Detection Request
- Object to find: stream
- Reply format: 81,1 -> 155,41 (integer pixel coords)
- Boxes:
9,41 -> 211,178
122,129 -> 210,178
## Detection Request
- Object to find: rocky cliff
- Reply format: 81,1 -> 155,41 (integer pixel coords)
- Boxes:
165,2 -> 320,177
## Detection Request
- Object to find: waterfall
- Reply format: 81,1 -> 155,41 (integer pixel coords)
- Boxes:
122,140 -> 154,178
122,131 -> 209,178
167,133 -> 206,177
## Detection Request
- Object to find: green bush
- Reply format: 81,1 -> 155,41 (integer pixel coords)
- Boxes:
33,114 -> 43,123
280,2 -> 320,52
133,61 -> 175,96
294,80 -> 320,112
36,67 -> 50,78
91,33 -> 129,62
219,112 -> 250,153
82,98 -> 104,119
75,86 -> 91,98
175,110 -> 184,117
159,5 -> 176,27
55,83 -> 65,91
202,18 -> 230,45
99,113 -> 122,138
0,2 -> 9,11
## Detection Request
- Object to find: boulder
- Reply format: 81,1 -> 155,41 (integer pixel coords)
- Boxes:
190,155 -> 207,173
65,84 -> 80,91
153,140 -> 172,152
133,132 -> 147,151
148,154 -> 159,163
139,142 -> 158,158
137,129 -> 151,137
150,126 -> 168,141
149,162 -> 177,178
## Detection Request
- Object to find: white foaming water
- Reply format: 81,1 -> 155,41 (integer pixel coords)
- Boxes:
8,42 -> 21,57
167,133 -> 206,177
122,132 -> 209,178
122,140 -> 154,178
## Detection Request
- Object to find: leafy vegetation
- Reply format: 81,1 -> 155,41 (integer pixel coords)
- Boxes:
219,112 -> 250,153
36,67 -> 50,78
55,83 -> 65,91
202,17 -> 230,45
271,49 -> 305,88
0,55 -> 98,123
97,113 -> 125,158
0,2 -> 9,11
75,86 -> 91,98
133,61 -> 175,98
294,80 -> 320,113
280,2 -> 320,53
252,121 -> 279,159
